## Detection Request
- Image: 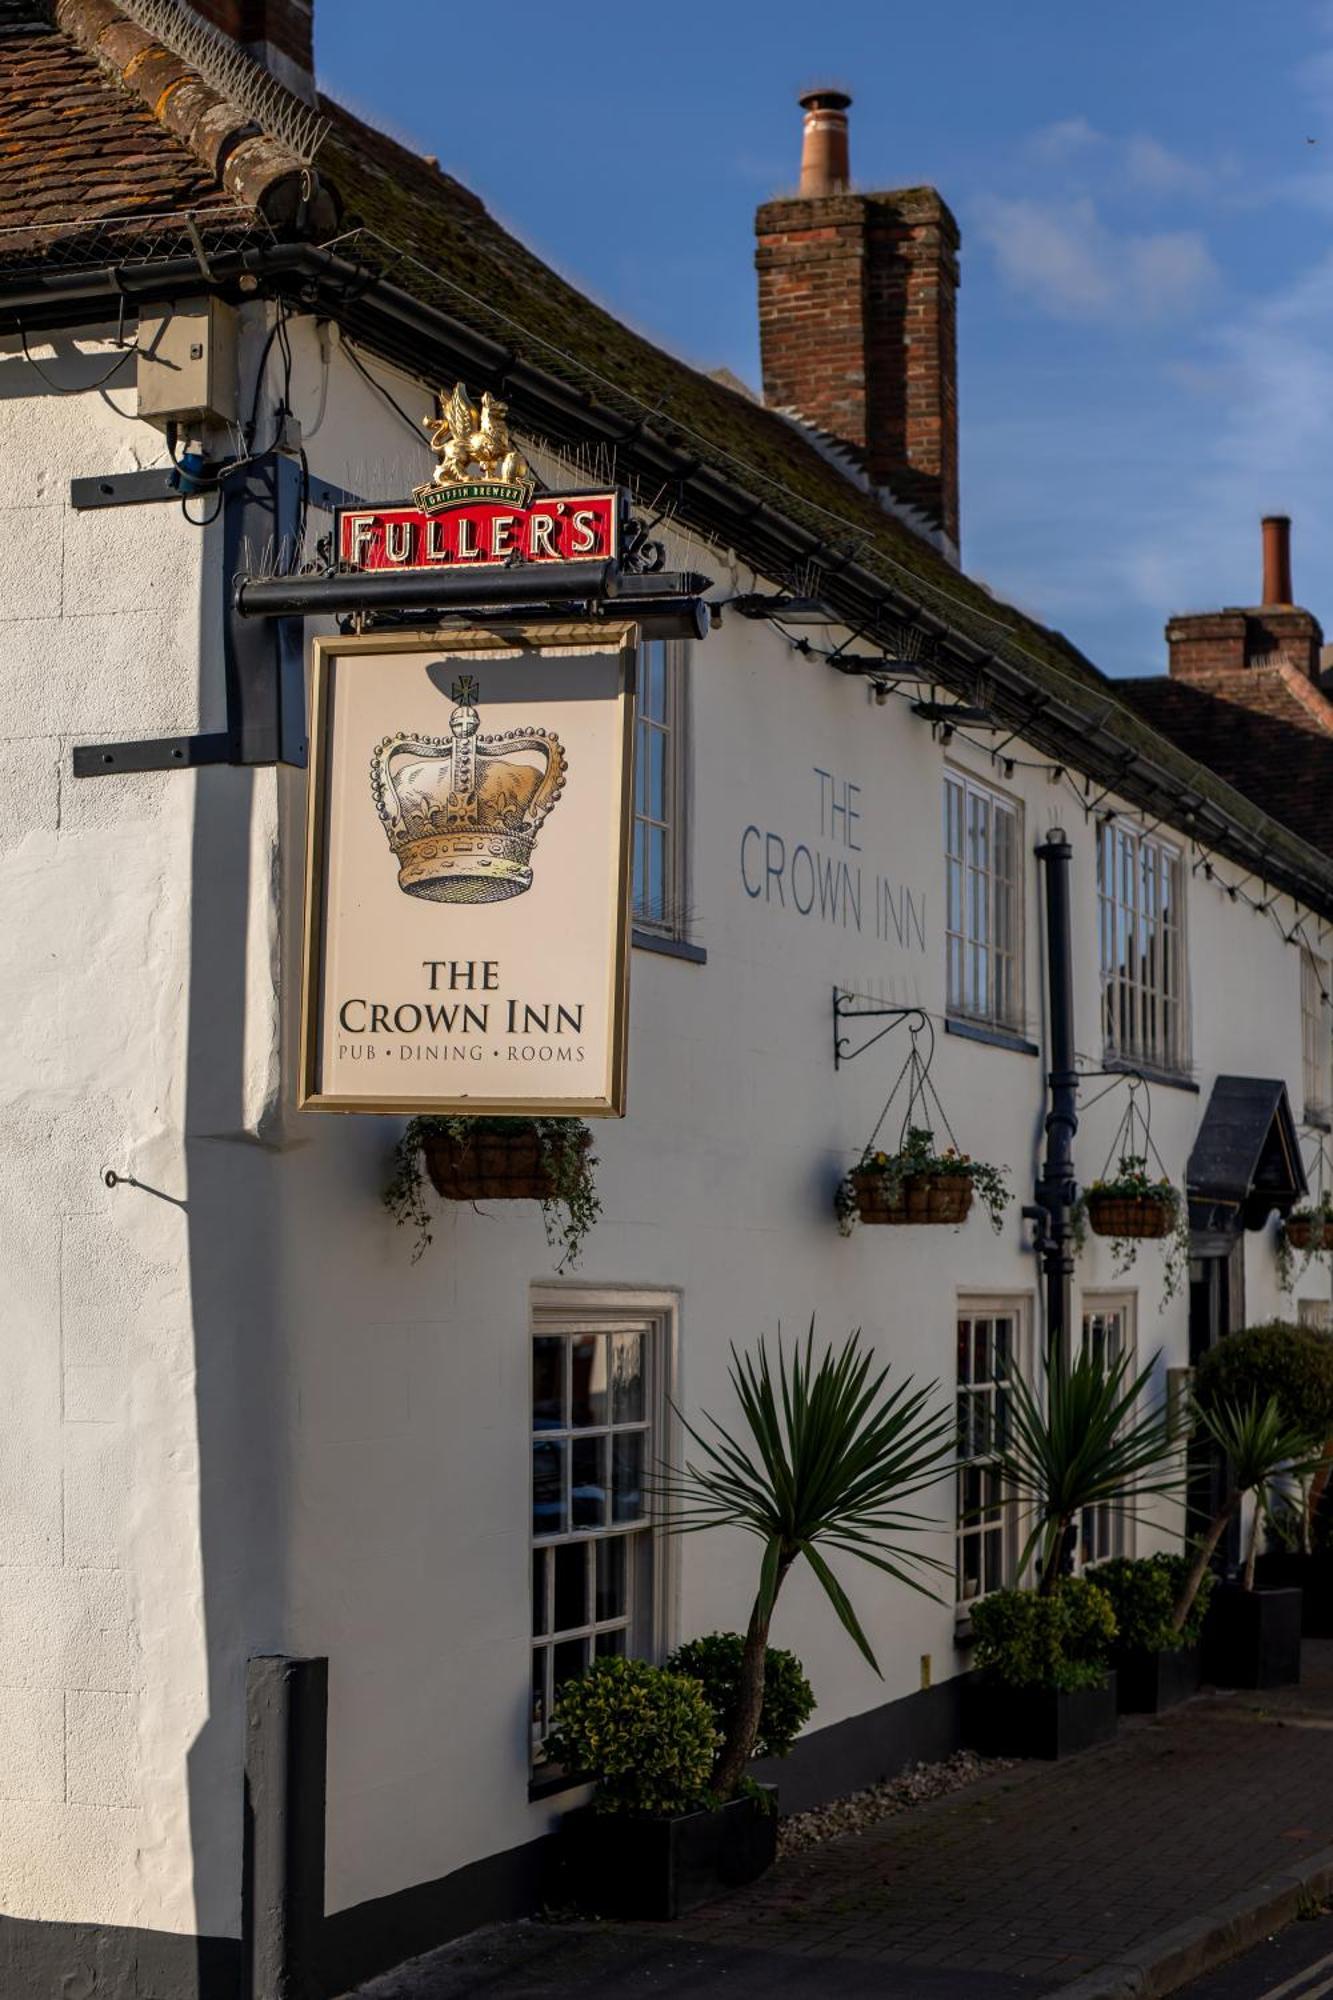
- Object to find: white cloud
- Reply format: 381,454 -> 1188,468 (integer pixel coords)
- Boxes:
975,195 -> 1218,322
1027,116 -> 1105,163
1122,134 -> 1213,199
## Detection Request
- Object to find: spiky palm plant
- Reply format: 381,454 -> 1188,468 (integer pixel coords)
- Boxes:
662,1324 -> 955,1798
992,1346 -> 1188,1596
1172,1394 -> 1330,1631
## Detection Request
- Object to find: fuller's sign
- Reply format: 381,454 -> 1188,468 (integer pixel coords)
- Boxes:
335,379 -> 618,572
336,494 -> 618,572
300,625 -> 634,1115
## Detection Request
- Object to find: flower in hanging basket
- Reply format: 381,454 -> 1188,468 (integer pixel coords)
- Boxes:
1075,1155 -> 1189,1304
835,1126 -> 1010,1236
384,1115 -> 601,1268
1278,1193 -> 1333,1292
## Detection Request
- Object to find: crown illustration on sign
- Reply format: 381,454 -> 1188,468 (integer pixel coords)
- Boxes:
370,673 -> 567,904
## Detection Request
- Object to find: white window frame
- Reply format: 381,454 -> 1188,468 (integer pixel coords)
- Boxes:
529,1288 -> 678,1774
944,768 -> 1024,1031
1098,819 -> 1189,1075
1301,948 -> 1332,1129
1077,1294 -> 1137,1568
632,638 -> 690,940
955,1295 -> 1031,1606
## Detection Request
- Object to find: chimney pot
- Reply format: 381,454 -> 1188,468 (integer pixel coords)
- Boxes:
797,87 -> 852,196
1262,514 -> 1293,607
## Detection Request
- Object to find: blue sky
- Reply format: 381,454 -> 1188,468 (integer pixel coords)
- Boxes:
317,1 -> 1333,678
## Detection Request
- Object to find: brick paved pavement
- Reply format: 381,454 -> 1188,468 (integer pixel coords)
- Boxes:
343,1646 -> 1333,1999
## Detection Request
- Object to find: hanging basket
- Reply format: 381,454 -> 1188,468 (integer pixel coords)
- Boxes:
851,1166 -> 975,1227
1084,1189 -> 1175,1241
424,1122 -> 589,1203
1284,1214 -> 1333,1255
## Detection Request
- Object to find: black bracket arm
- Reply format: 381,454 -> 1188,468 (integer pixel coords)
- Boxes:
833,989 -> 929,1070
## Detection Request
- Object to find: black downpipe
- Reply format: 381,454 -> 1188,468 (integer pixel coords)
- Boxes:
1031,829 -> 1079,1368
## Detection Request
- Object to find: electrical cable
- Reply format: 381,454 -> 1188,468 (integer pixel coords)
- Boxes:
17,322 -> 139,393
342,337 -> 432,452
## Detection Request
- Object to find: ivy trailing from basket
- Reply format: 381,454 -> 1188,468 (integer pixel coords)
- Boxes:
1073,1154 -> 1190,1305
835,1125 -> 1010,1236
383,1115 -> 601,1268
1277,1192 -> 1333,1295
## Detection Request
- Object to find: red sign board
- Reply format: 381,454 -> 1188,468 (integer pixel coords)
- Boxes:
336,491 -> 619,573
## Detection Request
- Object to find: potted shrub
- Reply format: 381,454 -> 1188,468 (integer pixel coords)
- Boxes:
664,1324 -> 955,1797
383,1114 -> 600,1267
835,1126 -> 1010,1235
1171,1394 -> 1328,1690
965,1576 -> 1119,1758
546,1656 -> 775,1920
1195,1323 -> 1333,1636
667,1633 -> 815,1765
1076,1155 -> 1190,1304
1095,1554 -> 1212,1714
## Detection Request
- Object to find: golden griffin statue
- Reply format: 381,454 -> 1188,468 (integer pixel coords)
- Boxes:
422,382 -> 532,491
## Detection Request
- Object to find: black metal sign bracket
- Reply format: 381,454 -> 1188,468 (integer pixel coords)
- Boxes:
72,454 -> 323,779
832,989 -> 930,1070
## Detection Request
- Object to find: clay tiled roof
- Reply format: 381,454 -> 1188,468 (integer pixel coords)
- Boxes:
0,1 -> 252,264
1121,667 -> 1333,859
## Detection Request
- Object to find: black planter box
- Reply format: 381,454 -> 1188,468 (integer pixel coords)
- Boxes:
555,1791 -> 777,1920
1255,1553 -> 1333,1638
962,1672 -> 1118,1760
1203,1585 -> 1302,1689
1113,1646 -> 1200,1715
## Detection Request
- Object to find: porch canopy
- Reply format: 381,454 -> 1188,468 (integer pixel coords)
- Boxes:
1186,1075 -> 1306,1241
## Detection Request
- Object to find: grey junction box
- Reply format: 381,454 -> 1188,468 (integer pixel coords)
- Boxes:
136,296 -> 239,428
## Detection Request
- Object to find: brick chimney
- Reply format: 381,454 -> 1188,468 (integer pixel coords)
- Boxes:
755,89 -> 961,552
1166,516 -> 1323,684
188,0 -> 315,100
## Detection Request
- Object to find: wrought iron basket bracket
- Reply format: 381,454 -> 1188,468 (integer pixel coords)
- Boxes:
832,988 -> 929,1071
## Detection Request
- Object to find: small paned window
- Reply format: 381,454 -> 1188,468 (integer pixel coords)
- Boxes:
944,772 -> 1023,1029
1301,949 -> 1331,1127
531,1321 -> 657,1769
1098,822 -> 1188,1074
1079,1300 -> 1135,1567
956,1304 -> 1025,1603
633,639 -> 689,939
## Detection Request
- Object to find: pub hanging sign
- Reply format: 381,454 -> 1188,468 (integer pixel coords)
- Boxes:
302,380 -> 637,1117
335,382 -> 619,573
300,624 -> 635,1116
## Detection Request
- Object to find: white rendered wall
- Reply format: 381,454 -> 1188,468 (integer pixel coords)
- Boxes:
0,314 -> 1328,1944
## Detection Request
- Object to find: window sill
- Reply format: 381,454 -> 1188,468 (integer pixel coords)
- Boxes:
528,1766 -> 592,1804
945,1016 -> 1038,1058
1101,1055 -> 1198,1094
632,928 -> 707,965
1303,1110 -> 1332,1134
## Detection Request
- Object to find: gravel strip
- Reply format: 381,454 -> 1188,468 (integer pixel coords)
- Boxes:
776,1748 -> 1015,1858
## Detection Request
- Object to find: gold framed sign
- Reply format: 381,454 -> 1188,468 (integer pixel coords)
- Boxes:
300,624 -> 635,1115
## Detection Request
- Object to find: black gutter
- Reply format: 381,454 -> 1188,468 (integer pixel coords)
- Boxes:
9,239 -> 1333,919
1030,830 -> 1079,1368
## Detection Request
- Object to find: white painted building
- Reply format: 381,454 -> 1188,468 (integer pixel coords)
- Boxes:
2,3 -> 1332,1993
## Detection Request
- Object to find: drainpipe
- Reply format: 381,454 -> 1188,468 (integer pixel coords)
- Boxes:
1030,829 -> 1079,1368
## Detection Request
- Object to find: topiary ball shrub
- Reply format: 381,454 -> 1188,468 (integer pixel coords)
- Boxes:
667,1632 -> 816,1761
544,1657 -> 718,1817
971,1577 -> 1117,1692
1194,1322 -> 1333,1442
1094,1552 -> 1213,1653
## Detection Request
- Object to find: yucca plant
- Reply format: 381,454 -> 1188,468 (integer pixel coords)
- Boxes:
662,1324 -> 955,1798
992,1346 -> 1188,1596
1172,1394 -> 1330,1630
